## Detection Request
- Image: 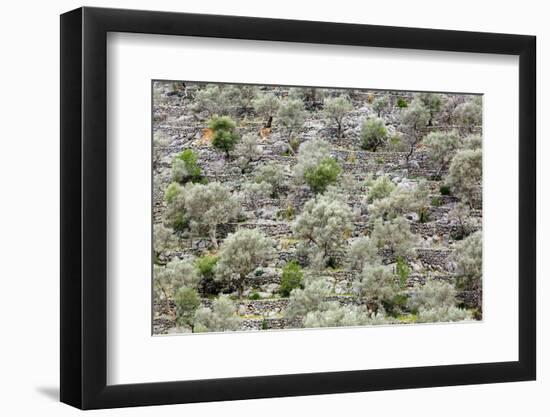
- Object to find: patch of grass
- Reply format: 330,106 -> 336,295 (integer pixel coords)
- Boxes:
249,292 -> 261,300
431,196 -> 443,207
397,314 -> 417,324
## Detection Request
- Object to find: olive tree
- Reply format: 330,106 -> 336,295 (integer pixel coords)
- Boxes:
398,99 -> 430,163
360,118 -> 388,152
462,134 -> 482,150
368,182 -> 429,221
322,95 -> 353,138
237,85 -> 259,109
276,99 -> 306,153
453,98 -> 482,132
445,148 -> 482,207
191,84 -> 231,117
370,217 -> 417,259
208,116 -> 240,157
153,258 -> 200,306
366,175 -> 396,202
252,93 -> 280,127
294,139 -> 341,193
171,149 -> 204,184
174,287 -> 201,332
153,131 -> 171,168
253,162 -> 286,194
449,203 -> 480,240
292,194 -> 353,266
194,296 -> 240,332
454,230 -> 482,291
233,133 -> 261,172
422,130 -> 461,176
353,264 -> 398,315
242,163 -> 286,202
407,280 -> 457,313
153,224 -> 176,258
180,182 -> 240,248
285,277 -> 331,319
215,229 -> 274,298
347,237 -> 380,272
418,92 -> 442,126
372,95 -> 389,117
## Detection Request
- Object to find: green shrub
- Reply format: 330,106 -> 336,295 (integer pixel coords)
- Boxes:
279,261 -> 304,297
249,292 -> 261,300
303,157 -> 342,193
360,118 -> 388,152
171,149 -> 204,183
395,256 -> 410,288
439,185 -> 451,195
397,97 -> 408,108
195,254 -> 221,296
174,287 -> 201,331
208,116 -> 240,157
254,269 -> 265,277
261,318 -> 269,330
196,255 -> 219,279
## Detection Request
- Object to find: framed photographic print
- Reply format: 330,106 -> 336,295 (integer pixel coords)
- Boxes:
60,6 -> 536,410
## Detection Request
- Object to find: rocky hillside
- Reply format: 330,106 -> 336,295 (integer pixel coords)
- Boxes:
152,82 -> 483,334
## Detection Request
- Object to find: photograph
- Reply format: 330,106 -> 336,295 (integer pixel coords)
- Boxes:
152,81 -> 483,335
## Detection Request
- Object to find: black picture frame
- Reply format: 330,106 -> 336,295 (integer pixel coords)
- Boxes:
60,6 -> 536,410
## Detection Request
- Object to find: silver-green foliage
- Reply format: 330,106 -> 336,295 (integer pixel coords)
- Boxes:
293,139 -> 331,181
292,194 -> 353,263
194,296 -> 240,332
191,84 -> 232,117
153,224 -> 176,256
353,264 -> 398,311
416,306 -> 472,323
167,182 -> 240,248
360,118 -> 388,152
454,230 -> 482,289
422,130 -> 461,174
322,95 -> 353,137
347,237 -> 380,272
462,134 -> 482,150
277,99 -> 306,144
154,258 -> 200,301
215,229 -> 274,297
446,148 -> 482,206
367,175 -> 396,202
368,182 -> 428,221
370,217 -> 417,259
285,277 -> 331,319
234,133 -> 261,170
174,287 -> 201,330
372,95 -> 389,117
303,303 -> 372,328
252,93 -> 280,126
407,280 -> 457,313
418,92 -> 442,125
453,98 -> 482,130
399,99 -> 430,161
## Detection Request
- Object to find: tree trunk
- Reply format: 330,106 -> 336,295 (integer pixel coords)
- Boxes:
209,227 -> 218,249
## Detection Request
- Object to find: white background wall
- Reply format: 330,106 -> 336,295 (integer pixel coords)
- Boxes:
0,0 -> 545,415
